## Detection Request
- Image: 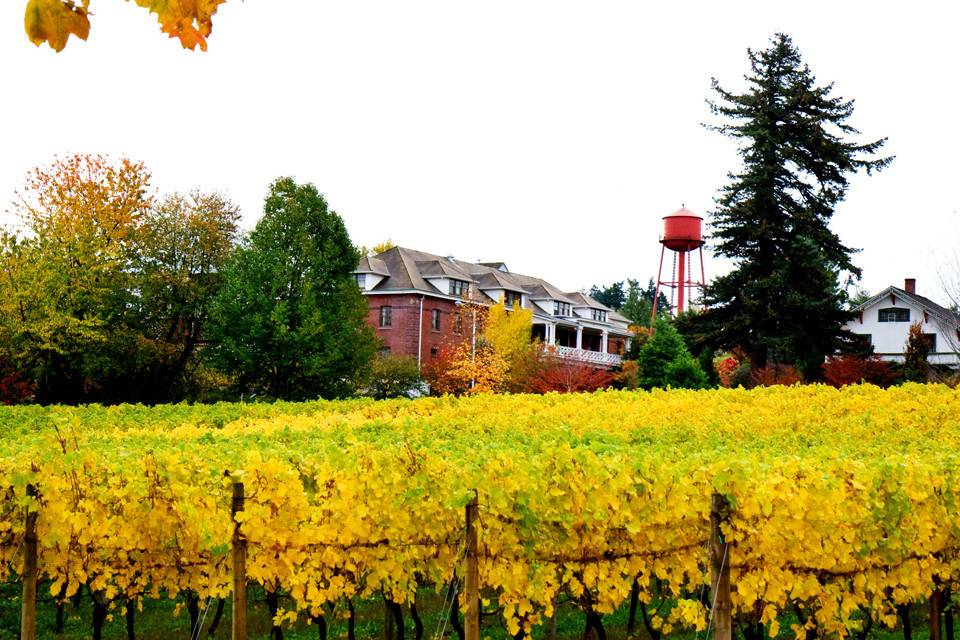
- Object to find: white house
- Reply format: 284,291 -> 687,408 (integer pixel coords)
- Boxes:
844,278 -> 960,367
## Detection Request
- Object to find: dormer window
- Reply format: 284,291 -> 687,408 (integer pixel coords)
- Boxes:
504,291 -> 522,308
353,273 -> 366,287
591,309 -> 607,322
554,302 -> 571,316
450,279 -> 470,297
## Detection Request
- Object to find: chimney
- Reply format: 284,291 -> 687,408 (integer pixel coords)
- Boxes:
904,278 -> 916,294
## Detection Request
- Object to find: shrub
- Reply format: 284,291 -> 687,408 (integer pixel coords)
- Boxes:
638,320 -> 708,389
612,360 -> 639,390
366,355 -> 423,399
751,363 -> 802,387
0,361 -> 33,405
664,352 -> 708,389
902,322 -> 931,382
526,357 -> 613,394
822,355 -> 894,388
713,353 -> 740,388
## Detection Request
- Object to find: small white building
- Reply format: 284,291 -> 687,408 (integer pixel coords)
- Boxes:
844,278 -> 960,366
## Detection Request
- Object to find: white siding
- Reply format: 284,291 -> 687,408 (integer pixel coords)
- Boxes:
844,295 -> 960,365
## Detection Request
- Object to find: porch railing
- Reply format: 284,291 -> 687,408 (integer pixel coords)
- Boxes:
555,346 -> 622,367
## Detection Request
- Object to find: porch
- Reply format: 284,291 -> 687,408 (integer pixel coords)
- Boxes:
532,321 -> 626,367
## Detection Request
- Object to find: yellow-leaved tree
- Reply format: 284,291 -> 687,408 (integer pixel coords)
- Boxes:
359,239 -> 397,257
484,300 -> 533,371
425,300 -> 536,395
24,0 -> 228,52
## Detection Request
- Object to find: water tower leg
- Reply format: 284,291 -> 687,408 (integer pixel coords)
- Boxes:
699,247 -> 706,290
652,246 -> 665,329
677,249 -> 686,314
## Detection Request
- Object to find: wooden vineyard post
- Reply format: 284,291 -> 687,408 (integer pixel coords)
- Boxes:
232,481 -> 247,640
710,493 -> 732,640
20,484 -> 38,640
930,589 -> 943,640
465,492 -> 480,640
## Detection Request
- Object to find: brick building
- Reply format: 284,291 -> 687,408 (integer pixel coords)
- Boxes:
354,247 -> 633,368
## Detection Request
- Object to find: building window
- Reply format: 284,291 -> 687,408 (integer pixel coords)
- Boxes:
504,291 -> 521,307
450,279 -> 470,297
353,273 -> 365,287
591,309 -> 607,322
924,333 -> 937,351
553,302 -> 571,316
379,306 -> 392,327
430,347 -> 438,358
381,346 -> 391,356
453,314 -> 463,335
878,308 -> 910,322
431,309 -> 441,331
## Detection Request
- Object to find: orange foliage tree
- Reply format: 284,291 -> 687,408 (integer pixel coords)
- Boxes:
423,341 -> 508,396
25,0 -> 228,52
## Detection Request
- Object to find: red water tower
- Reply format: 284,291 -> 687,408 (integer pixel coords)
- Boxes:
652,206 -> 706,323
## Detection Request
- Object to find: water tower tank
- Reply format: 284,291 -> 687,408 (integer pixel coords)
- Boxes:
661,207 -> 704,252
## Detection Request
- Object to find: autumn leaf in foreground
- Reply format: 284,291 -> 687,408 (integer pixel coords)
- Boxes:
133,0 -> 229,51
23,0 -> 228,52
24,0 -> 90,52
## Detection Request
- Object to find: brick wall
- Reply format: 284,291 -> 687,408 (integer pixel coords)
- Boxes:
364,294 -> 463,363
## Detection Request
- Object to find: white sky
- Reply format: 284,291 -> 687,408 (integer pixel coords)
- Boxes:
2,1 -> 958,302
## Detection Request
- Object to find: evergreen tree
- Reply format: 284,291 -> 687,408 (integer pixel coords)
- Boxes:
206,178 -> 378,400
637,320 -> 707,389
621,279 -> 652,326
588,282 -> 626,310
693,33 -> 892,378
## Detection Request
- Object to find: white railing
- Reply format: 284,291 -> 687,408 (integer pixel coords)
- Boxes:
555,346 -> 622,367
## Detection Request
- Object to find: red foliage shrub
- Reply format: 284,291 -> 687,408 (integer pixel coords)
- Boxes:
822,355 -> 894,388
0,362 -> 33,405
714,355 -> 740,388
751,363 -> 802,387
526,357 -> 614,394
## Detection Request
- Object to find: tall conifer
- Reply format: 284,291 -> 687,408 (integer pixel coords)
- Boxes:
695,34 -> 892,377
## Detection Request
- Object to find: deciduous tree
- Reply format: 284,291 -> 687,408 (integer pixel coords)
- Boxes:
485,301 -> 533,372
423,341 -> 508,396
131,191 -> 241,400
0,154 -> 152,403
205,177 -> 378,400
0,155 -> 242,403
690,33 -> 892,379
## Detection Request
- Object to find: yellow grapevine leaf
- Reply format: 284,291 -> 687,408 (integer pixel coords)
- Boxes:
131,0 -> 228,51
24,0 -> 90,52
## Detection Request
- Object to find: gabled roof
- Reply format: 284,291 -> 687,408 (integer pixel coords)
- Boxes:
855,286 -> 960,326
473,270 -> 529,294
415,259 -> 472,280
477,261 -> 509,272
356,246 -> 583,309
353,255 -> 390,276
566,291 -> 612,311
